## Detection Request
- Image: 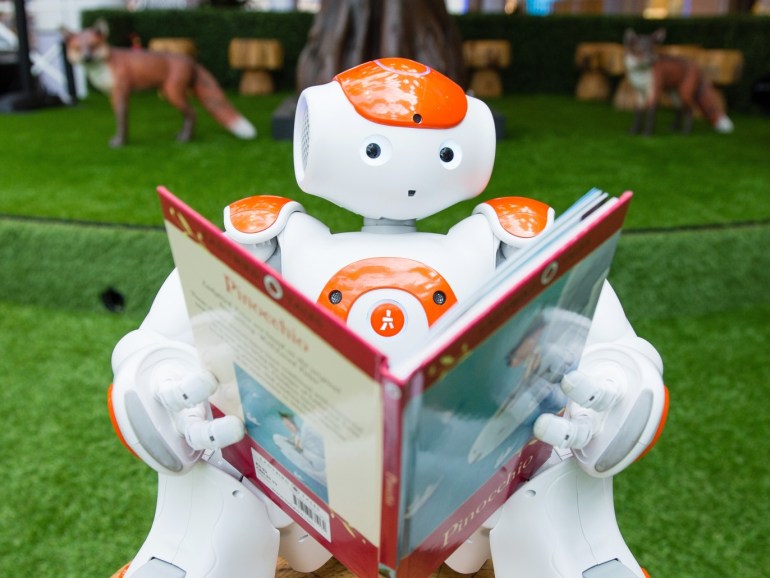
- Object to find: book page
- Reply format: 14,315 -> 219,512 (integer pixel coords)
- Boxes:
162,197 -> 384,548
398,235 -> 619,559
389,192 -> 632,574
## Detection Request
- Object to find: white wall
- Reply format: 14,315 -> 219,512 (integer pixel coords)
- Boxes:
24,1 -> 124,98
27,0 -> 125,31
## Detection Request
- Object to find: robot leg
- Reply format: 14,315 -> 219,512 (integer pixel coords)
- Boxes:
444,513 -> 496,574
243,477 -> 333,573
124,462 -> 280,578
489,453 -> 647,578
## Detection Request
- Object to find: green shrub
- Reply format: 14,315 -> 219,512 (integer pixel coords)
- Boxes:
82,9 -> 770,112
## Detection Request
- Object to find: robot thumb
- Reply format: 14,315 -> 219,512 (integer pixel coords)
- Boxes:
184,414 -> 246,451
533,413 -> 593,450
156,369 -> 219,413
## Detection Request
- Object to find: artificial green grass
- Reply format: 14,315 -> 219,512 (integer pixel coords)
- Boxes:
0,303 -> 155,578
0,218 -> 171,315
3,213 -> 770,320
616,306 -> 770,578
1,92 -> 769,232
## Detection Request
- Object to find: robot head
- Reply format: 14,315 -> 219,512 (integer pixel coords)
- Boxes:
293,58 -> 496,221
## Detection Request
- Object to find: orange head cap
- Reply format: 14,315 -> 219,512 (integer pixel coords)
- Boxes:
333,58 -> 468,129
294,58 -> 495,221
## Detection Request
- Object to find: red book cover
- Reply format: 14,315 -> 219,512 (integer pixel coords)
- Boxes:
158,187 -> 632,578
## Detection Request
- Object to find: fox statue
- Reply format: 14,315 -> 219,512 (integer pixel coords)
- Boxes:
623,28 -> 733,135
63,20 -> 256,147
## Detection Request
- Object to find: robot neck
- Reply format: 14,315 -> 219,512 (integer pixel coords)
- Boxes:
361,217 -> 417,234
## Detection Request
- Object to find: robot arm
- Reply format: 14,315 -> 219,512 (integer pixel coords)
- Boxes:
223,195 -> 305,263
534,282 -> 668,477
110,196 -> 306,475
110,270 -> 244,475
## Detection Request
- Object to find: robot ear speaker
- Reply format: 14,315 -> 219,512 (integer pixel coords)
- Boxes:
299,103 -> 311,173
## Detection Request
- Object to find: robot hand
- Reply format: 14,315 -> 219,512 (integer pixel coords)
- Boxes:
156,367 -> 245,452
533,344 -> 667,478
533,369 -> 620,450
110,339 -> 245,475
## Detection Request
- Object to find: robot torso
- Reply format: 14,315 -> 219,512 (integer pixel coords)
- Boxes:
278,211 -> 497,361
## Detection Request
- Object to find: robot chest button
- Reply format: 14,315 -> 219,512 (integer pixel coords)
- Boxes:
370,302 -> 406,337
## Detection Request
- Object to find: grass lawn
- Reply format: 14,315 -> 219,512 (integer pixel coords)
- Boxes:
1,90 -> 769,577
1,92 -> 769,231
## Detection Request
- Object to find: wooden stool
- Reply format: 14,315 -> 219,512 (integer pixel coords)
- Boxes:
148,38 -> 197,59
229,38 -> 284,95
463,40 -> 511,98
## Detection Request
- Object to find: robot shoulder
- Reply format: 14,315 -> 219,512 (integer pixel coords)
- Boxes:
223,195 -> 305,245
473,196 -> 555,250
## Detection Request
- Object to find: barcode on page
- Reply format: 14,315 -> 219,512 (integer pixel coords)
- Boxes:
292,492 -> 329,534
251,449 -> 331,541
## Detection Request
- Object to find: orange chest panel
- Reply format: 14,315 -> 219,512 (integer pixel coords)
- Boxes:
316,257 -> 458,327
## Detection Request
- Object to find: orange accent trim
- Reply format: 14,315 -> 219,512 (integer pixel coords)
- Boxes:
107,383 -> 138,458
636,385 -> 670,462
334,58 -> 467,128
228,196 -> 294,234
318,257 -> 457,327
642,567 -> 652,578
485,197 -> 553,239
110,562 -> 131,578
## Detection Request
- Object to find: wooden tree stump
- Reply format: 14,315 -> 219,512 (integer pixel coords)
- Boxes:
147,38 -> 197,59
463,40 -> 511,98
576,70 -> 612,101
296,0 -> 466,92
574,43 -> 623,101
612,77 -> 637,110
694,49 -> 743,86
599,43 -> 626,76
654,44 -> 702,61
229,38 -> 284,95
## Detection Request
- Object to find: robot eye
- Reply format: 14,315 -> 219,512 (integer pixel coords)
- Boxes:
360,136 -> 392,166
366,143 -> 381,159
438,140 -> 462,170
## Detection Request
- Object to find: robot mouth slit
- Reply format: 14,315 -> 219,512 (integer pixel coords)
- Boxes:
408,190 -> 416,197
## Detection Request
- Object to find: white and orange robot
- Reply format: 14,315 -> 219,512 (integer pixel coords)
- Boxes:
109,58 -> 668,578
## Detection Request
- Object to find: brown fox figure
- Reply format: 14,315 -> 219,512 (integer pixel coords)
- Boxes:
623,28 -> 733,135
63,20 -> 256,147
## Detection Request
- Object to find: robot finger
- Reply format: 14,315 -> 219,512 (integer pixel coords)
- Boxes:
181,409 -> 245,451
561,370 -> 621,412
155,369 -> 219,413
533,412 -> 593,450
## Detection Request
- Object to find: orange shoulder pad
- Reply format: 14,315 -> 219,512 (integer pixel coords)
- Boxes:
473,196 -> 554,248
224,195 -> 304,244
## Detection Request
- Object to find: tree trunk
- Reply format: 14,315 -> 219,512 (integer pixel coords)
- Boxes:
296,0 -> 466,92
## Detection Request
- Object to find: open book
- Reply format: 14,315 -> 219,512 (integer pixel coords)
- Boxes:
158,187 -> 632,578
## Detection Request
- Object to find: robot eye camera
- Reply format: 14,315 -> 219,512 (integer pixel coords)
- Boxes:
293,58 -> 497,221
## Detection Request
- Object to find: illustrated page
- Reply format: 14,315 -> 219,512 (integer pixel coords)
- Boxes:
161,194 -> 384,549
